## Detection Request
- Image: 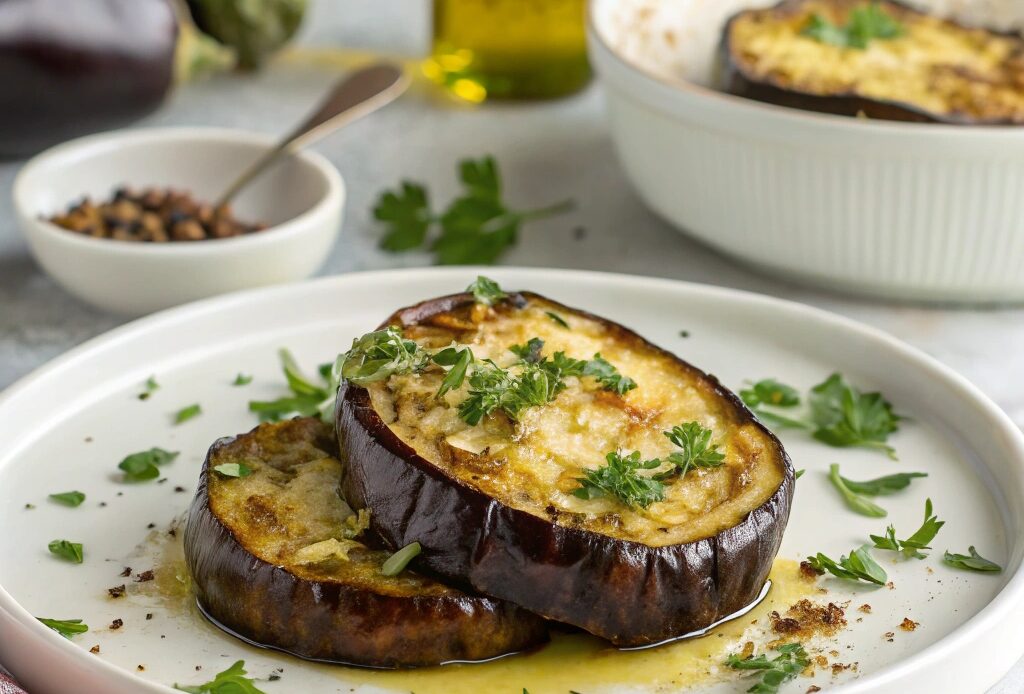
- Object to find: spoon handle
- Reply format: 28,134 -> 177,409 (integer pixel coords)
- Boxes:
216,63 -> 409,208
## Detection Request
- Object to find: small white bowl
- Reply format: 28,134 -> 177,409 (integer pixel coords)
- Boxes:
588,0 -> 1024,303
13,127 -> 344,315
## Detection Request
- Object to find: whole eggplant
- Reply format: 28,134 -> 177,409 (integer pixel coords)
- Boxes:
0,0 -> 178,158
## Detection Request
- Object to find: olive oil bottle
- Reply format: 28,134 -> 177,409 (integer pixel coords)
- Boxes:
425,0 -> 590,102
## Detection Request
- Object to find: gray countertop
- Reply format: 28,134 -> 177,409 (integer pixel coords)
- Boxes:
1,1 -> 1022,691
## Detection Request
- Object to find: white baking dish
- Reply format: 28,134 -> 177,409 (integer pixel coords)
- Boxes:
587,0 -> 1024,303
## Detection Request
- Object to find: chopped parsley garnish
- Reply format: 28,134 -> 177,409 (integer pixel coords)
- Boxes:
545,311 -> 570,329
118,447 -> 179,482
174,403 -> 202,424
433,346 -> 474,398
809,373 -> 901,458
466,275 -> 507,306
213,463 -> 253,478
839,471 -> 927,495
583,354 -> 636,394
232,373 -> 253,386
38,617 -> 88,639
250,348 -> 341,422
138,375 -> 159,400
375,156 -> 573,265
337,328 -> 428,388
381,541 -> 422,577
828,464 -> 887,518
943,546 -> 1002,573
802,2 -> 904,49
656,422 -> 725,479
574,450 -> 665,509
870,498 -> 944,559
48,539 -> 84,564
806,544 -> 887,585
174,660 -> 267,694
49,491 -> 86,507
509,337 -> 545,364
725,642 -> 810,694
743,373 -> 901,458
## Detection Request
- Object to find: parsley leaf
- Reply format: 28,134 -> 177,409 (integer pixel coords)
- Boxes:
174,660 -> 267,694
545,311 -> 570,329
870,498 -> 944,559
49,491 -> 86,507
174,403 -> 202,424
376,181 -> 432,251
509,337 -> 545,364
48,539 -> 84,564
656,422 -> 725,479
583,354 -> 637,395
740,379 -> 800,408
466,275 -> 507,306
38,618 -> 88,639
337,329 -> 428,388
725,642 -> 810,694
381,541 -> 422,577
943,546 -> 1002,573
806,544 -> 887,585
213,463 -> 253,478
828,464 -> 887,517
433,346 -> 474,398
574,450 -> 665,508
809,373 -> 901,459
138,375 -> 159,400
118,447 -> 179,482
250,349 -> 343,423
232,373 -> 253,386
802,2 -> 903,49
375,156 -> 573,265
839,471 -> 927,495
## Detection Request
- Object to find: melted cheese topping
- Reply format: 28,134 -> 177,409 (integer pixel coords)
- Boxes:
367,296 -> 786,547
729,0 -> 1024,122
207,419 -> 455,597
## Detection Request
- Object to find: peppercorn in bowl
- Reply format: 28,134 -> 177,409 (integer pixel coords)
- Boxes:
13,127 -> 344,315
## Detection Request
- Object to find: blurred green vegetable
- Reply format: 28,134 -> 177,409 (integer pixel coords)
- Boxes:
187,0 -> 306,70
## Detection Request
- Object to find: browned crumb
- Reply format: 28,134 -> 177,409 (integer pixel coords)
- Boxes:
769,599 -> 847,645
800,561 -> 822,581
174,486 -> 186,493
146,613 -> 154,621
814,655 -> 829,668
829,650 -> 840,657
886,581 -> 895,590
927,567 -> 934,574
89,645 -> 100,654
119,567 -> 131,578
858,604 -> 872,613
137,665 -> 145,672
900,617 -> 919,632
807,687 -> 822,693
195,666 -> 202,671
856,617 -> 863,623
135,570 -> 155,583
168,527 -> 177,538
108,584 -> 126,599
110,618 -> 123,630
884,631 -> 895,642
831,663 -> 851,675
739,641 -> 755,659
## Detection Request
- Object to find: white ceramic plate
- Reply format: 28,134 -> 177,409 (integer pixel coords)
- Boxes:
1,268 -> 1022,694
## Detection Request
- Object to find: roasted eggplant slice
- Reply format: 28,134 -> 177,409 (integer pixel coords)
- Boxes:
721,0 -> 1024,124
337,290 -> 794,646
184,417 -> 547,668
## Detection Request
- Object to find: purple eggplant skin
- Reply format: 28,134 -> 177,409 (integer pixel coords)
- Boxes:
337,291 -> 796,647
0,0 -> 177,158
184,417 -> 548,668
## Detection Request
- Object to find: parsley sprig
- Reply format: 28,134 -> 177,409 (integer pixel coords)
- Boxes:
802,1 -> 904,49
725,643 -> 810,694
870,498 -> 944,559
574,450 -> 665,508
467,275 -> 507,306
656,422 -> 725,479
806,544 -> 887,585
828,463 -> 887,518
249,349 -> 341,423
740,374 -> 901,458
376,156 -> 573,265
174,660 -> 267,694
118,447 -> 179,482
38,617 -> 88,639
943,546 -> 1002,573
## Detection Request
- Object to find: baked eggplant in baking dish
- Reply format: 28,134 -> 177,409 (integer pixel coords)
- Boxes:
721,0 -> 1024,124
337,287 -> 794,647
183,417 -> 547,667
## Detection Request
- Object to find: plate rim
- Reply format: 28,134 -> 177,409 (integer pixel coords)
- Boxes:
2,266 -> 1023,693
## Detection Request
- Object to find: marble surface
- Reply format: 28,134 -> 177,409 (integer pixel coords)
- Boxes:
1,1 -> 1022,691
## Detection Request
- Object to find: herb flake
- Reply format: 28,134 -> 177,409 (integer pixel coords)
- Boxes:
174,403 -> 202,424
574,450 -> 665,509
828,464 -> 887,517
48,539 -> 84,564
381,541 -> 422,577
943,546 -> 1002,573
49,491 -> 86,507
466,275 -> 507,306
118,448 -> 179,482
802,2 -> 904,49
232,373 -> 253,386
174,660 -> 267,694
213,463 -> 253,479
38,617 -> 88,639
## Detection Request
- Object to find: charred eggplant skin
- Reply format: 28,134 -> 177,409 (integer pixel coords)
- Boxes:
184,418 -> 547,668
338,292 -> 795,647
720,0 -> 1024,125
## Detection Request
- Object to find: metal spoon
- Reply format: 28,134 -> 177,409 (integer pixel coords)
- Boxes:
215,63 -> 409,208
